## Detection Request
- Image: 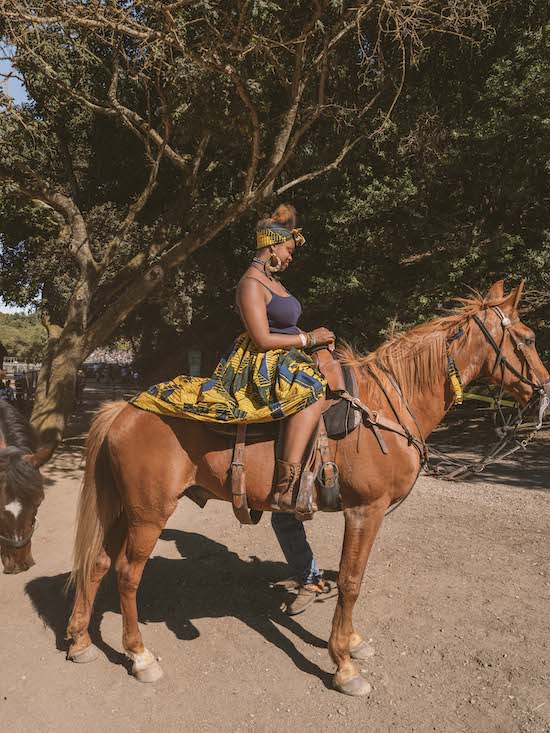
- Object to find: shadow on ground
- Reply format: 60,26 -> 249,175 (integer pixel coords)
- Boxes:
428,409 -> 550,491
25,529 -> 338,686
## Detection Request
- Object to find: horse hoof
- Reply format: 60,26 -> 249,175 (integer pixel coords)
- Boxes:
333,673 -> 372,697
350,640 -> 375,661
134,660 -> 164,684
68,645 -> 100,664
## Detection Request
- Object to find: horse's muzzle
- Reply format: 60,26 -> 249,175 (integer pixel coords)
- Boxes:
1,543 -> 36,574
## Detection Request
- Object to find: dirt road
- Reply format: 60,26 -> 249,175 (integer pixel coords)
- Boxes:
1,386 -> 549,733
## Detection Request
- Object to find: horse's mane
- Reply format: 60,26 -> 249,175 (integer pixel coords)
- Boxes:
0,401 -> 42,503
0,399 -> 38,452
339,291 -> 509,398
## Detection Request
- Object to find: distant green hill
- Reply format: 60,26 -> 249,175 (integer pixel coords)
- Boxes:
0,312 -> 46,362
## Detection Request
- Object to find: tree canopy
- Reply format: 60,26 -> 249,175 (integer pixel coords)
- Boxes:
124,1 -> 550,373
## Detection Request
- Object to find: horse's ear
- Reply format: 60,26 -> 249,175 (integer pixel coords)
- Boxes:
23,445 -> 55,469
501,280 -> 525,313
486,280 -> 505,301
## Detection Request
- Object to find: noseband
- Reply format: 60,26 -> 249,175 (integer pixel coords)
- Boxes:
0,518 -> 38,549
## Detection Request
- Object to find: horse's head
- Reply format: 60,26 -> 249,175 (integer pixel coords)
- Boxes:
0,447 -> 47,574
473,280 -> 550,406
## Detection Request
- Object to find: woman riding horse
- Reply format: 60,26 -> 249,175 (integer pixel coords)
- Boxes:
131,204 -> 335,612
67,266 -> 550,695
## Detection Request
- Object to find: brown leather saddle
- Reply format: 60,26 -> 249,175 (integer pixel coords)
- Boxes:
206,350 -> 362,525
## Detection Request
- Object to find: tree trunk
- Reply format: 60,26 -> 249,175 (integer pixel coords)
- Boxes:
31,339 -> 86,449
29,263 -> 166,448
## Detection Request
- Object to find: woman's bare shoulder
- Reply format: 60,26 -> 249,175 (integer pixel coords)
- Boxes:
237,270 -> 268,295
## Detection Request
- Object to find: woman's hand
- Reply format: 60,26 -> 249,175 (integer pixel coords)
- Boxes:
310,327 -> 335,349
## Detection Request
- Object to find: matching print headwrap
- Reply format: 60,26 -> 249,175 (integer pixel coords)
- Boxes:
256,223 -> 306,249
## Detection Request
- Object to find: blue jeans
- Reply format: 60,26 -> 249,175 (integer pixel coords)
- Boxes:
271,513 -> 322,585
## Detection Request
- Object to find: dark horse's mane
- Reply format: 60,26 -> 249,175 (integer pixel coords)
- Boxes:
0,400 -> 42,501
0,400 -> 38,452
339,292 -> 511,398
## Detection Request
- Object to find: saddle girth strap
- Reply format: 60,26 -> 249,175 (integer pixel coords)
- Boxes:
231,423 -> 263,525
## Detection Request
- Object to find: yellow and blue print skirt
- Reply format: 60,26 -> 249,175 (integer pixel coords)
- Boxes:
130,332 -> 327,423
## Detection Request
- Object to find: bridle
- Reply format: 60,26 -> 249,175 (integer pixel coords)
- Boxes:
342,305 -> 550,486
0,518 -> 38,549
473,306 -> 550,397
429,306 -> 550,478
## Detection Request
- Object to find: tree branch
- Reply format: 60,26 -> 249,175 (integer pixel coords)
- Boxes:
275,136 -> 363,195
53,119 -> 81,205
0,163 -> 98,276
14,42 -> 191,171
99,140 -> 166,270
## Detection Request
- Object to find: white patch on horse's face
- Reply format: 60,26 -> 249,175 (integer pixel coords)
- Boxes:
4,500 -> 23,519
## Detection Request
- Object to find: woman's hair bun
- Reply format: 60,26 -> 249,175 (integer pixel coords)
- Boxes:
271,203 -> 297,229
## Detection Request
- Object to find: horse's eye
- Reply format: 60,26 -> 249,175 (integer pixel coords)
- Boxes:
524,338 -> 535,347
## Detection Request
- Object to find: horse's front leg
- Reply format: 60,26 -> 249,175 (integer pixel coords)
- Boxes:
329,500 -> 389,696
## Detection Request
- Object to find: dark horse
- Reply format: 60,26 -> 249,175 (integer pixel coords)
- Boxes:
66,282 -> 549,695
0,400 -> 49,573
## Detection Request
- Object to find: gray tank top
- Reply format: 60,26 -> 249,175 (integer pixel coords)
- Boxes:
242,278 -> 302,335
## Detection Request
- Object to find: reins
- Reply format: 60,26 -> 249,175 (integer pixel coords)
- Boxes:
340,306 -> 549,483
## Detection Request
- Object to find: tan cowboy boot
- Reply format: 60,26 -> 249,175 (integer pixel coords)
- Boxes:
270,458 -> 301,510
284,579 -> 334,616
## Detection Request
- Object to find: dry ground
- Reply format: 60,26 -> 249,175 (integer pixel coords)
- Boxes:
1,385 -> 549,733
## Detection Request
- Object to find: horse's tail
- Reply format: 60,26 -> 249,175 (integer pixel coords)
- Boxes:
69,401 -> 127,597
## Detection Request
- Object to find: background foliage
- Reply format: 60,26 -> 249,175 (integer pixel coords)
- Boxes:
1,1 -> 548,380
126,1 -> 550,374
0,312 -> 46,362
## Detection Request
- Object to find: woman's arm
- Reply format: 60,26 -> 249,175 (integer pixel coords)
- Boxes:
236,279 -> 335,352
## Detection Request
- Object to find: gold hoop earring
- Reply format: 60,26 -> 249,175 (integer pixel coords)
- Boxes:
266,253 -> 282,274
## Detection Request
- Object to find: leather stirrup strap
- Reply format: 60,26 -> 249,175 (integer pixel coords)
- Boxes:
317,419 -> 336,483
294,421 -> 321,519
315,417 -> 342,512
231,423 -> 263,525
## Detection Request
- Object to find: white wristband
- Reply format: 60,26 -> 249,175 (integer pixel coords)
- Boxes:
298,333 -> 307,348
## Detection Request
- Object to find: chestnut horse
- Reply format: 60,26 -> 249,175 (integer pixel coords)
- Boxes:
66,282 -> 549,695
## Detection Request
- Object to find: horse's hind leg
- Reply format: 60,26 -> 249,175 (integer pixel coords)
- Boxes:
67,514 -> 127,662
329,500 -> 388,696
116,519 -> 171,683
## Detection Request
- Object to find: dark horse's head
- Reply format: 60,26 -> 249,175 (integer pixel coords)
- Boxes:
0,401 -> 50,574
